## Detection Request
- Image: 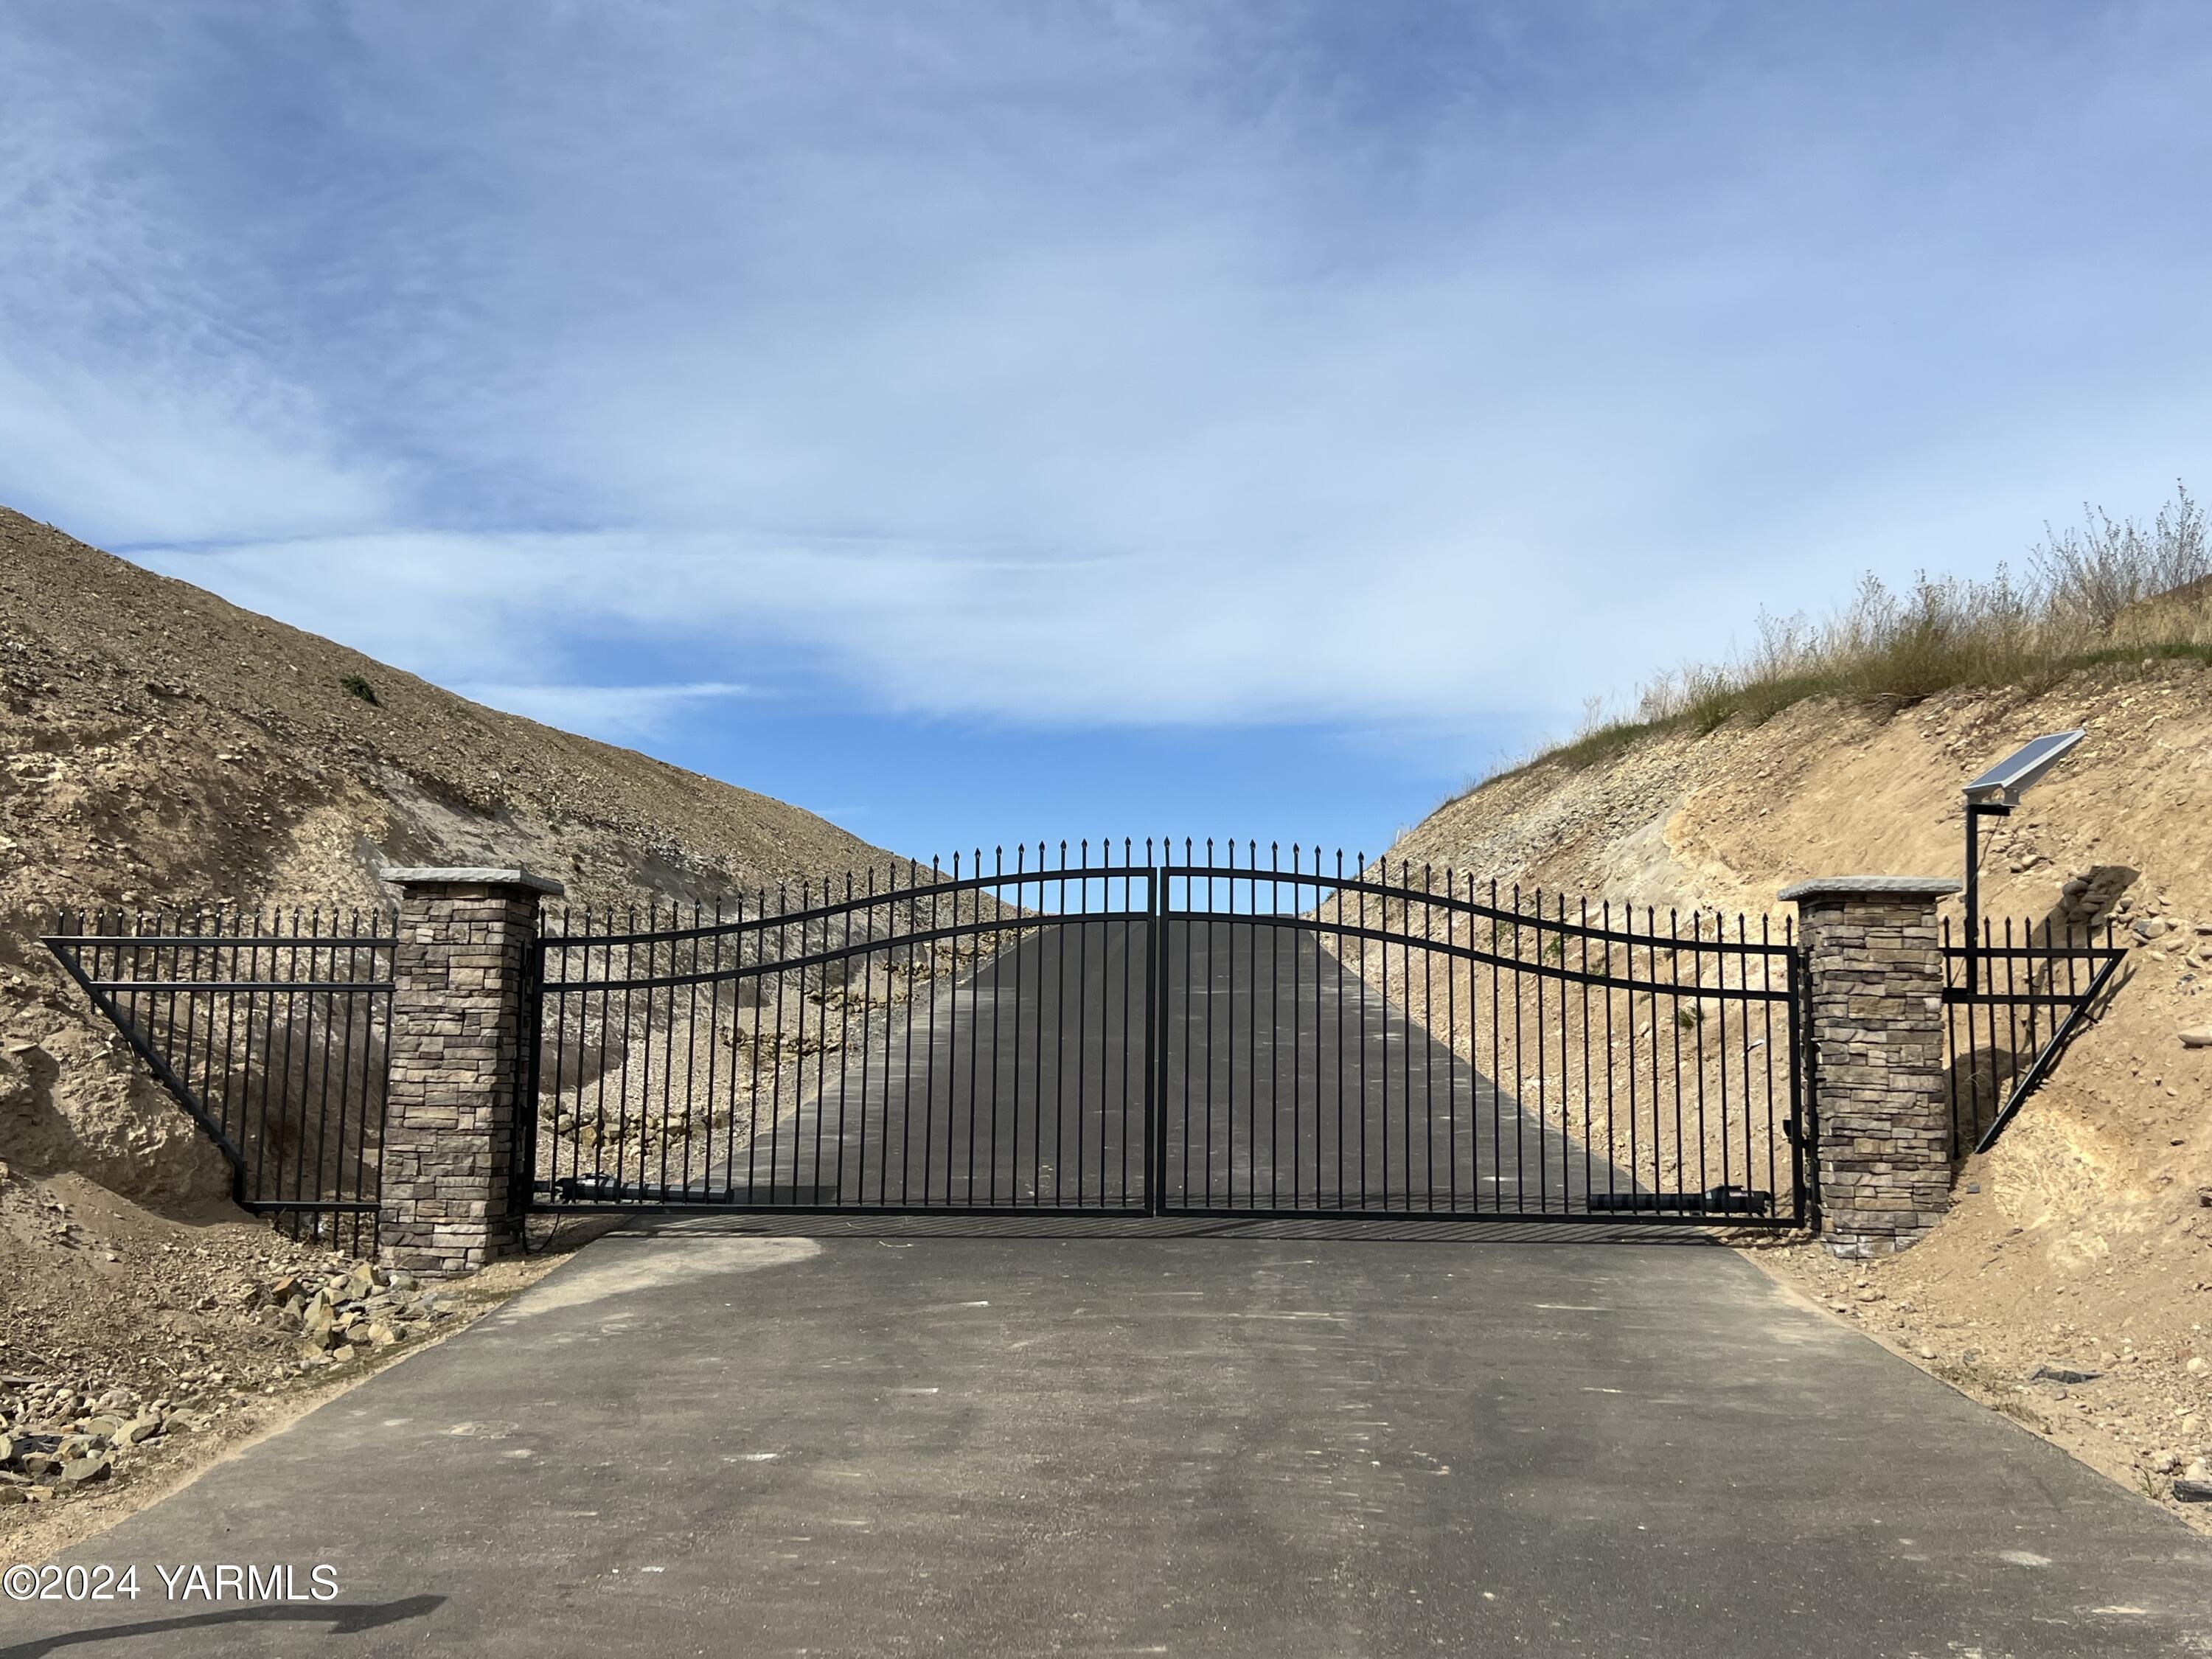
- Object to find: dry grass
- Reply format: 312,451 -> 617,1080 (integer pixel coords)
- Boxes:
1487,482 -> 2209,790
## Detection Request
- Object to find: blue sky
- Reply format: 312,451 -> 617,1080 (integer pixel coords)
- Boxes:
4,2 -> 2208,866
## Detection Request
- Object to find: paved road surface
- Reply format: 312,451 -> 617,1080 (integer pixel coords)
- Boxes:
10,914 -> 2206,1655
749,919 -> 1623,1215
5,1225 -> 2211,1657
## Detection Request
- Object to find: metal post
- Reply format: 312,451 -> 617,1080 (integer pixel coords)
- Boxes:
1144,853 -> 1166,1217
1963,799 -> 2011,994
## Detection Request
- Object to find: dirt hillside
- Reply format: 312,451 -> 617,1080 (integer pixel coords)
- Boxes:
1387,658 -> 2212,1519
1,507 -> 925,1534
0,505 -> 900,1211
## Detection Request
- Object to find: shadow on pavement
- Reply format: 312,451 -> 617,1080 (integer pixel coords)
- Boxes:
0,1596 -> 444,1657
599,1210 -> 1729,1245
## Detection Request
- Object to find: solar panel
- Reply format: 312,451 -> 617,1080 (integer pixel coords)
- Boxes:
1963,729 -> 2086,804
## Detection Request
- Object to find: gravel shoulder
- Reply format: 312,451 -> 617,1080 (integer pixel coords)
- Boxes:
1745,1231 -> 2212,1537
0,1169 -> 616,1562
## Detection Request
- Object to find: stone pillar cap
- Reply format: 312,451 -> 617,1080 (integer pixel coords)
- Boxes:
383,866 -> 566,896
1778,876 -> 1961,902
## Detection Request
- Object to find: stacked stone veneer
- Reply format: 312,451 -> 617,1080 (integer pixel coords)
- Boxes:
380,868 -> 561,1277
1781,876 -> 1961,1259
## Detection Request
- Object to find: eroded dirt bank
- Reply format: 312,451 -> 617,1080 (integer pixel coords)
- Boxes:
1388,664 -> 2212,1523
1,508 -> 898,1534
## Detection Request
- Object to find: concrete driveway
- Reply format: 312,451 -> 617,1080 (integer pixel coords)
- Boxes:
5,1221 -> 2211,1657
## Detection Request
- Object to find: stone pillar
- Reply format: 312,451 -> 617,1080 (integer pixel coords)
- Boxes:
1780,876 -> 1960,1259
379,867 -> 563,1277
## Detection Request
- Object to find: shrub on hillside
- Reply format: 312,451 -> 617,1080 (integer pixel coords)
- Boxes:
1548,483 -> 2207,768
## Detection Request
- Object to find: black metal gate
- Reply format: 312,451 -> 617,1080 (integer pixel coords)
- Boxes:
1155,849 -> 1803,1222
528,846 -> 1155,1213
529,841 -> 1807,1226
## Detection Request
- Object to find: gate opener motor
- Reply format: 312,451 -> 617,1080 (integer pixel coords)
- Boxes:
1584,1183 -> 1773,1215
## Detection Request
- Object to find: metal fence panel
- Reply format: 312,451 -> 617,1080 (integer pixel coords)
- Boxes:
44,909 -> 395,1253
1941,917 -> 2126,1155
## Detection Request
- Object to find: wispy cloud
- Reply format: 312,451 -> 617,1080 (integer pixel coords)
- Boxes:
453,681 -> 757,743
5,1 -> 2211,735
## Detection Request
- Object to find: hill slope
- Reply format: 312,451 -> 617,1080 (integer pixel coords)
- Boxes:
1387,661 -> 2212,1517
0,507 -> 900,1211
